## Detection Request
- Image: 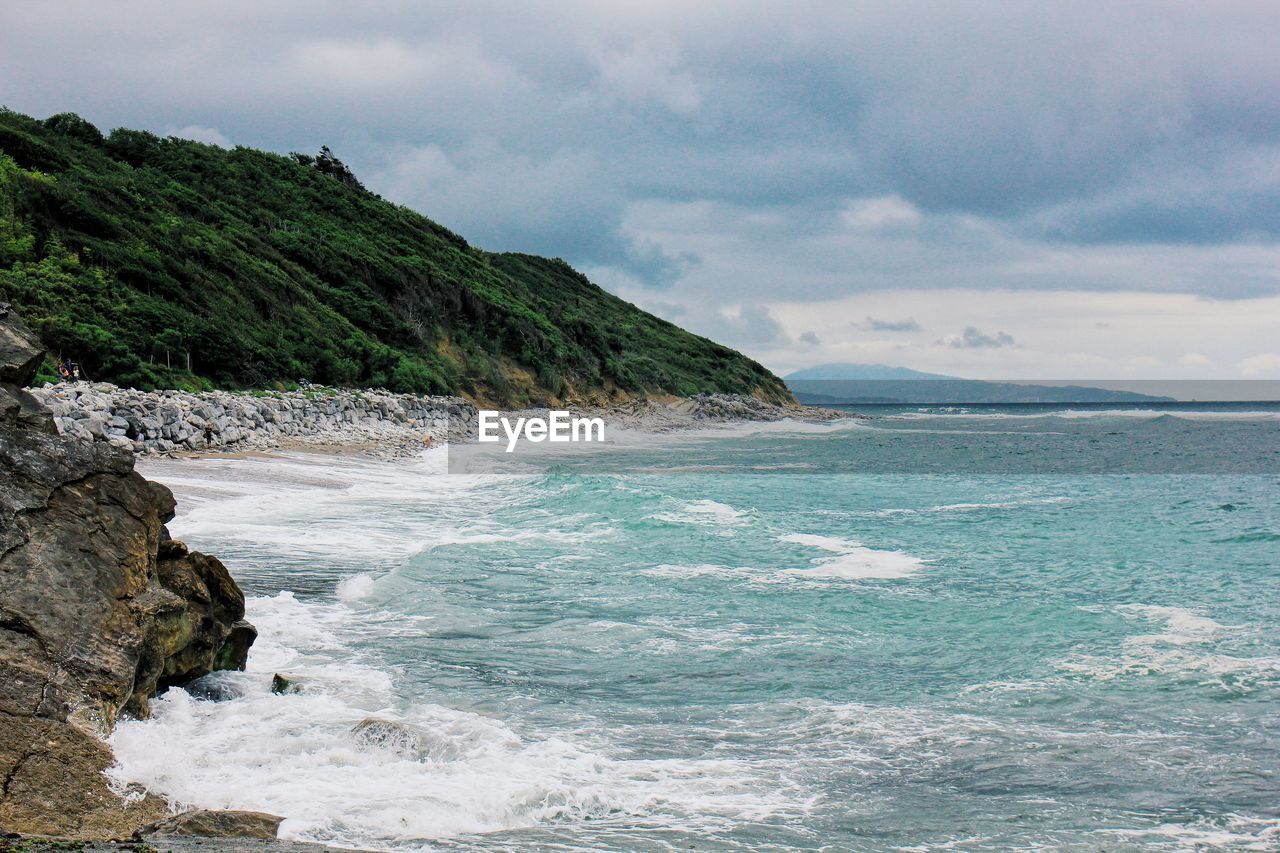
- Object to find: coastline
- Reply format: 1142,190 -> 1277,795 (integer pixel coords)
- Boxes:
40,399 -> 1280,849
3,377 -> 855,848
33,382 -> 853,460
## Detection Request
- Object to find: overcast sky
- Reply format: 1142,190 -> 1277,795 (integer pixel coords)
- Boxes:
3,1 -> 1279,378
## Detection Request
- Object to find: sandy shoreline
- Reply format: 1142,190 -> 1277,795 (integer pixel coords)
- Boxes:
181,404 -> 853,461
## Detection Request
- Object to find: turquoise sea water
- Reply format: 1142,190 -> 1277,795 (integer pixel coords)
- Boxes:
113,406 -> 1280,850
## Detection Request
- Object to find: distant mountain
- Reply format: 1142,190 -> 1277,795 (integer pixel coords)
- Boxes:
786,363 -> 955,381
784,364 -> 1174,404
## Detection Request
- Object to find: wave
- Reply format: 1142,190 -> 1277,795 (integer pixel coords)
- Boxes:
778,533 -> 926,579
926,497 -> 1073,513
335,572 -> 376,602
639,563 -> 741,579
108,591 -> 804,848
1056,605 -> 1280,691
889,408 -> 1280,422
847,496 -> 1073,517
1092,814 -> 1280,850
650,499 -> 751,533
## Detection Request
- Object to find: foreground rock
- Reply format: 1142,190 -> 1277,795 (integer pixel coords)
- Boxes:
137,809 -> 284,840
0,304 -> 257,837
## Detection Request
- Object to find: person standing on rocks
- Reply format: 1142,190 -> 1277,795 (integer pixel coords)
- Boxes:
204,422 -> 215,447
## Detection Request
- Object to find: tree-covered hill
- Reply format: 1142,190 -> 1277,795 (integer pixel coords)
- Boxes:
0,109 -> 790,406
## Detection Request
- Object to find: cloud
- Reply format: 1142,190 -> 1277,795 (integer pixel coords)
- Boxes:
168,125 -> 230,147
717,303 -> 785,346
289,39 -> 439,89
1178,352 -> 1213,367
943,327 -> 1017,349
619,239 -> 700,289
842,196 -> 921,231
865,316 -> 922,332
799,330 -> 820,345
743,289 -> 1280,379
3,1 -> 1279,376
590,39 -> 701,114
9,2 -> 1278,257
1238,353 -> 1280,376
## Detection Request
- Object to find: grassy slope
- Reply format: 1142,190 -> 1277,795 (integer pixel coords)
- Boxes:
0,109 -> 790,406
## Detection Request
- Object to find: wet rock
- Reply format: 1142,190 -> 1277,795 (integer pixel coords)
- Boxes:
271,673 -> 300,694
184,672 -> 248,702
0,306 -> 256,838
136,809 -> 284,840
0,302 -> 44,385
350,717 -> 429,757
0,713 -> 168,837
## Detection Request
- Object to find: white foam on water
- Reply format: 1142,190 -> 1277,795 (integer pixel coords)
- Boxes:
109,590 -> 804,848
778,533 -> 926,580
124,454 -> 824,846
890,408 -> 1280,422
1093,814 -> 1280,850
681,499 -> 750,521
650,498 -> 751,534
335,572 -> 376,602
446,416 -> 865,475
760,697 -> 1196,775
141,451 -> 598,569
657,416 -> 866,441
1057,604 -> 1280,690
639,563 -> 741,579
849,496 -> 1072,518
1116,604 -> 1226,646
926,497 -> 1073,513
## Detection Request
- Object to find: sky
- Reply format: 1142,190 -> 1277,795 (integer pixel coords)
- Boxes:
3,0 -> 1279,379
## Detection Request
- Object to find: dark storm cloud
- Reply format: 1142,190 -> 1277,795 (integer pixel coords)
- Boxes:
2,0 -> 1278,296
946,327 -> 1017,349
865,317 -> 923,333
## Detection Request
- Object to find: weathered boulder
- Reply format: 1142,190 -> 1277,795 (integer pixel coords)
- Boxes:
0,306 -> 256,837
136,808 -> 284,840
0,302 -> 43,386
350,717 -> 429,758
270,673 -> 301,695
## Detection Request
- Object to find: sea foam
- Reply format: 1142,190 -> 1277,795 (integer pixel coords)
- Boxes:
108,589 -> 801,847
778,533 -> 926,579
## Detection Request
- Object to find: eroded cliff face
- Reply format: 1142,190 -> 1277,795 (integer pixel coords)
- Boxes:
0,303 -> 256,837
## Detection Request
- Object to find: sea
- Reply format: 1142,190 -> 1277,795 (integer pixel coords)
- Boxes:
110,403 -> 1280,850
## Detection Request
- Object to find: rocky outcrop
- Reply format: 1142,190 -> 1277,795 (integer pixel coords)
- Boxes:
31,382 -> 477,456
0,303 -> 256,837
137,809 -> 284,840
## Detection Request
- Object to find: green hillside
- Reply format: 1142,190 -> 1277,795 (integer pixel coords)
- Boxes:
0,109 -> 790,406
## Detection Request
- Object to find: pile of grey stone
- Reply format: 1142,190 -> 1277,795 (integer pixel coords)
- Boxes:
31,382 -> 478,455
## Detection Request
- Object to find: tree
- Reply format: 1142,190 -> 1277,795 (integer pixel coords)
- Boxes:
293,145 -> 367,192
42,113 -> 104,146
154,327 -> 185,370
